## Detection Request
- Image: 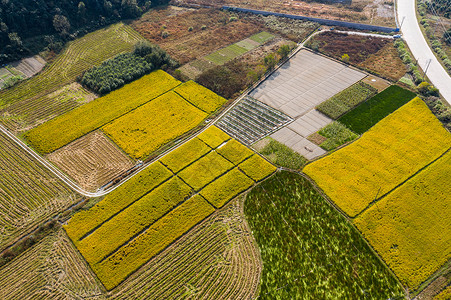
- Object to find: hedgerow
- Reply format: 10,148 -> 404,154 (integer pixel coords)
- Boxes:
201,168 -> 254,208
80,42 -> 178,95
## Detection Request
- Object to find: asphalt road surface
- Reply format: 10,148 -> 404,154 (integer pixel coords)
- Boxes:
397,0 -> 451,105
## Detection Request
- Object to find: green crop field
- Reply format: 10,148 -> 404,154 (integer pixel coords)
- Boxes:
316,82 -> 378,119
244,171 -> 405,299
318,121 -> 358,151
0,23 -> 145,131
338,85 -> 416,134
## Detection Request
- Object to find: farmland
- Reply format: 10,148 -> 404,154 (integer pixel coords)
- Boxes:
65,126 -> 275,289
244,171 -> 405,299
317,121 -> 358,151
0,131 -> 77,248
24,71 -> 181,154
316,82 -> 378,119
355,151 -> 451,290
254,138 -> 307,170
304,98 -> 451,217
0,23 -> 144,131
338,85 -> 416,134
307,32 -> 406,81
47,131 -> 135,192
174,81 -> 227,113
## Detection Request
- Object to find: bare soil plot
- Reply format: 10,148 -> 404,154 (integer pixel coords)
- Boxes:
362,74 -> 391,91
9,55 -> 46,78
307,32 -> 406,81
0,131 -> 78,249
132,8 -> 264,64
48,131 -> 135,192
174,0 -> 396,27
250,50 -> 366,118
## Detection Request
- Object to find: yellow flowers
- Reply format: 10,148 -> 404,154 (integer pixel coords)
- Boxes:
160,137 -> 211,173
25,70 -> 180,154
304,98 -> 451,217
197,126 -> 230,148
174,80 -> 227,113
103,91 -> 208,159
354,151 -> 451,289
217,139 -> 254,164
239,154 -> 277,182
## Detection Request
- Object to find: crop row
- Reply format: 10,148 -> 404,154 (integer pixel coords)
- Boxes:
25,70 -> 180,154
103,90 -> 207,159
0,23 -> 143,110
304,98 -> 451,217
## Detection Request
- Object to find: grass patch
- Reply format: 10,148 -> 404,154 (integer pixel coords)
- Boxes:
249,31 -> 274,43
316,82 -> 377,119
257,138 -> 307,170
102,91 -> 207,160
200,168 -> 254,208
318,121 -> 358,151
205,44 -> 248,65
355,151 -> 451,290
244,171 -> 405,299
304,98 -> 451,217
338,85 -> 416,134
24,71 -> 180,154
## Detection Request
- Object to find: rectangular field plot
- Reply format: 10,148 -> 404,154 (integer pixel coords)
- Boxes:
103,91 -> 208,159
174,80 -> 227,114
65,126 -> 276,290
250,50 -> 366,119
25,71 -> 180,154
0,23 -> 144,131
217,96 -> 293,145
47,131 -> 134,192
354,151 -> 451,290
304,98 -> 451,217
0,131 -> 78,248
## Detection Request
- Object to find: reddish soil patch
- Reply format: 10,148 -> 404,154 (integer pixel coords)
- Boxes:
307,132 -> 328,146
358,43 -> 406,81
132,8 -> 264,64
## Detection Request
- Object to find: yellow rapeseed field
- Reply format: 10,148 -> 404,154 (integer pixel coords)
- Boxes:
94,194 -> 214,290
197,126 -> 230,148
304,98 -> 451,217
201,168 -> 254,208
239,154 -> 277,182
103,91 -> 208,159
25,70 -> 180,154
178,151 -> 234,190
160,137 -> 211,173
174,80 -> 227,113
65,161 -> 172,242
354,151 -> 451,289
217,139 -> 254,164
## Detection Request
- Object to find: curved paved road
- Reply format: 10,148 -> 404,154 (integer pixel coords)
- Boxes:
397,0 -> 451,105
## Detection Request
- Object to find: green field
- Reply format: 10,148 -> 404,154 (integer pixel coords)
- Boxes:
0,23 -> 144,131
249,31 -> 275,43
316,82 -> 378,119
244,171 -> 405,299
338,85 -> 416,134
318,121 -> 358,151
256,138 -> 307,170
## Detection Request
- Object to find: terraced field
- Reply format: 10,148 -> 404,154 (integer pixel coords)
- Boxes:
0,131 -> 77,248
65,126 -> 275,289
304,98 -> 451,217
0,23 -> 144,132
47,131 -> 135,192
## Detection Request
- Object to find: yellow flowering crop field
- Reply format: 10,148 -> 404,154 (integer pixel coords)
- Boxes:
174,80 -> 227,113
24,70 -> 180,154
65,125 -> 276,290
354,151 -> 451,290
304,98 -> 451,217
103,91 -> 208,159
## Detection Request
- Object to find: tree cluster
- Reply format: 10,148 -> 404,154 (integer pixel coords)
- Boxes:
425,0 -> 451,18
80,41 -> 177,95
0,0 -> 170,64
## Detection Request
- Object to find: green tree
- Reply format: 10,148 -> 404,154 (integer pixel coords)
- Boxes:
53,15 -> 71,35
444,27 -> 451,45
277,44 -> 291,60
264,53 -> 278,71
8,32 -> 22,47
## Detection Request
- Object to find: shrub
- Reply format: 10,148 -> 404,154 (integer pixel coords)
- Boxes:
188,26 -> 193,32
341,53 -> 350,63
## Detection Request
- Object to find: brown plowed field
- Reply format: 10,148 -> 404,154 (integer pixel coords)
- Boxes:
47,131 -> 134,192
132,7 -> 264,64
